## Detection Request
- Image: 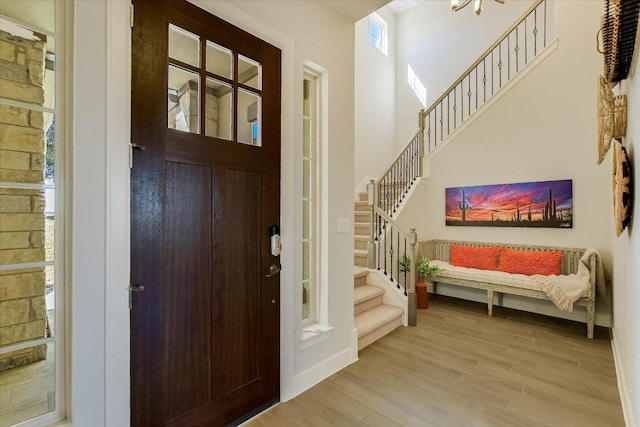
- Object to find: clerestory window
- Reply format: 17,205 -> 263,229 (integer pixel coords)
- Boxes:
368,13 -> 388,56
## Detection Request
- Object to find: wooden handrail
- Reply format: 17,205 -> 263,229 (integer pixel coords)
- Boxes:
420,0 -> 545,122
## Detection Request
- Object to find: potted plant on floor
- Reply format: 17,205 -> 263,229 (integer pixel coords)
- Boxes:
415,255 -> 442,309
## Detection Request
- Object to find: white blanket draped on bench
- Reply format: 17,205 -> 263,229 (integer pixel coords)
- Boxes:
532,249 -> 605,312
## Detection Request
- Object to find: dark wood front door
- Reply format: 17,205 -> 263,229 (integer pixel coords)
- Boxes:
130,1 -> 281,425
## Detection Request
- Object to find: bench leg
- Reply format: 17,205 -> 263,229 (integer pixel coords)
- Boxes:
487,289 -> 494,317
587,296 -> 595,339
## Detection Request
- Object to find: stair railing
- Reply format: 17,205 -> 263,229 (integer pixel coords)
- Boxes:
367,180 -> 418,326
375,130 -> 422,218
421,0 -> 548,154
364,0 -> 550,326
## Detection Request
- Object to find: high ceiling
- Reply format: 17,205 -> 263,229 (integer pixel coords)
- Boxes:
325,0 -> 392,21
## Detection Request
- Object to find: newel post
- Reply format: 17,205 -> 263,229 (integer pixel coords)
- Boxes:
367,179 -> 377,269
408,228 -> 418,326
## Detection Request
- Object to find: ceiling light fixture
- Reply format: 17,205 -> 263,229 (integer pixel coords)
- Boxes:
451,0 -> 506,15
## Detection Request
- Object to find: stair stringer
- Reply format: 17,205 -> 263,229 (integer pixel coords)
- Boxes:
423,40 -> 559,178
362,269 -> 408,326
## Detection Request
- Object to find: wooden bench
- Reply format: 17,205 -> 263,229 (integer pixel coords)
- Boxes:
419,239 -> 597,339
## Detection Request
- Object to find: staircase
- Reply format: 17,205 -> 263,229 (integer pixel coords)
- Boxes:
353,192 -> 403,351
350,0 -> 551,351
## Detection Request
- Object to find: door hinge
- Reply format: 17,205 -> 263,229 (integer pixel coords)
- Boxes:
130,4 -> 134,28
129,142 -> 145,168
128,283 -> 145,310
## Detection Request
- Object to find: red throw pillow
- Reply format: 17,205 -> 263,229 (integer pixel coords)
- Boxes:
450,245 -> 500,270
497,248 -> 564,276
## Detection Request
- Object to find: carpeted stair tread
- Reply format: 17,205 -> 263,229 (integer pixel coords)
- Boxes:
354,284 -> 384,305
354,201 -> 369,211
354,266 -> 368,277
355,304 -> 404,338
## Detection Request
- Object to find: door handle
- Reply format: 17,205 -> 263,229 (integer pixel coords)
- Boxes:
265,264 -> 281,277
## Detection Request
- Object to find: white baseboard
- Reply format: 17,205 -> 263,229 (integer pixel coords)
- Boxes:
280,331 -> 358,402
611,328 -> 636,427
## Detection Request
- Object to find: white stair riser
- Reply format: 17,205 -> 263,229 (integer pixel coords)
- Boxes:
357,315 -> 403,351
355,295 -> 383,315
354,212 -> 369,222
354,274 -> 367,287
354,224 -> 370,235
354,239 -> 368,250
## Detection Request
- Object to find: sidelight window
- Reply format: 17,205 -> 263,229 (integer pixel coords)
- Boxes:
302,71 -> 318,326
0,1 -> 66,425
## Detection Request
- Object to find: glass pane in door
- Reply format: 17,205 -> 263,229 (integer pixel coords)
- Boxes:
238,54 -> 261,90
168,65 -> 200,134
237,89 -> 260,146
169,24 -> 200,67
205,78 -> 232,140
206,41 -> 232,79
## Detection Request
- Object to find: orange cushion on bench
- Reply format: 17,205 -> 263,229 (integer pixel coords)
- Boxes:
450,245 -> 500,270
497,248 -> 564,276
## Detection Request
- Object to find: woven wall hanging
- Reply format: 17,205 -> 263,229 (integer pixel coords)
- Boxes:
612,138 -> 632,236
601,0 -> 640,83
596,0 -> 638,164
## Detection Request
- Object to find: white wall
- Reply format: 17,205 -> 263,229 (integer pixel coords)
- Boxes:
394,0 -> 537,147
354,7 -> 396,188
191,0 -> 358,402
397,0 -> 612,326
609,39 -> 640,427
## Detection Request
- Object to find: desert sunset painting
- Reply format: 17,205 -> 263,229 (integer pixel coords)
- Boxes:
445,179 -> 573,228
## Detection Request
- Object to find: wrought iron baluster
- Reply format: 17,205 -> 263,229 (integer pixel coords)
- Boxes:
515,26 -> 519,73
404,149 -> 409,194
467,73 -> 471,120
525,19 -> 528,65
453,87 -> 457,129
404,238 -> 408,295
483,58 -> 487,102
499,43 -> 503,88
389,224 -> 394,282
475,67 -> 478,110
392,165 -> 396,214
383,217 -> 387,275
460,78 -> 464,121
376,213 -> 381,270
507,34 -> 511,81
543,0 -> 546,48
534,8 -> 538,56
396,231 -> 401,288
441,101 -> 444,141
428,112 -> 432,152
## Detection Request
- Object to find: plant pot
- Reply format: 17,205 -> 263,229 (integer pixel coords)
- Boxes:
416,277 -> 429,309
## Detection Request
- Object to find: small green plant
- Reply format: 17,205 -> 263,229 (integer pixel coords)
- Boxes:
399,253 -> 411,273
415,255 -> 442,278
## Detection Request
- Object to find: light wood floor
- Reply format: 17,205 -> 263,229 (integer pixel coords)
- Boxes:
246,296 -> 625,427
